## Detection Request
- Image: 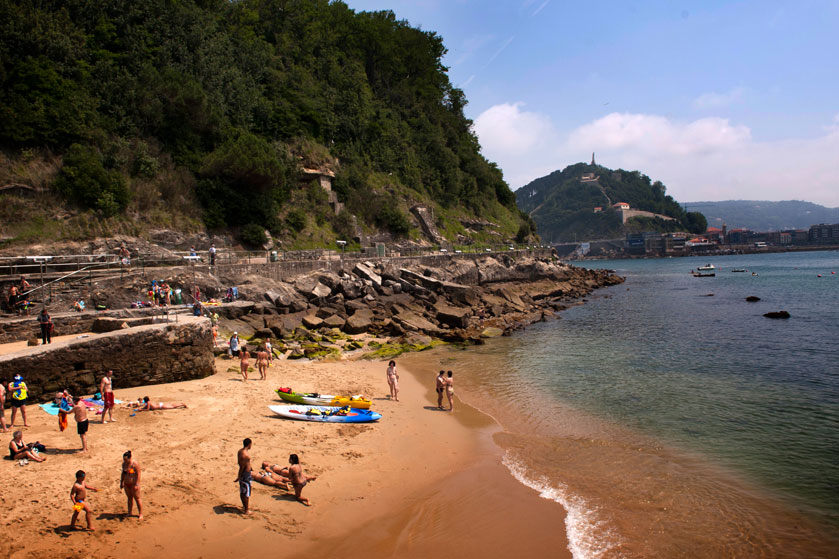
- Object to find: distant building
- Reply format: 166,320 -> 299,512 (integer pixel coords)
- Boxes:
581,172 -> 599,183
809,223 -> 839,244
612,202 -> 630,210
593,206 -> 602,213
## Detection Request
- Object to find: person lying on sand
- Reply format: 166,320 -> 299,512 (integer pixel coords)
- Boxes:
287,453 -> 316,506
253,469 -> 289,490
140,396 -> 188,411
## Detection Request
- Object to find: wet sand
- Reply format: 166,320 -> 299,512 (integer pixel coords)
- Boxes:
0,357 -> 571,558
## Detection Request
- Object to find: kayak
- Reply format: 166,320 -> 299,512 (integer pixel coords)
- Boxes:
268,405 -> 382,423
275,388 -> 372,409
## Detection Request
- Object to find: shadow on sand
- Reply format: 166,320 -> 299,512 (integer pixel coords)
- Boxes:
213,504 -> 244,515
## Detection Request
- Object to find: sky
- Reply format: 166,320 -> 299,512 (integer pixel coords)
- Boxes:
344,0 -> 839,207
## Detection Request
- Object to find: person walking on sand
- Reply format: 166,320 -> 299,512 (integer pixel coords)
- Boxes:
70,470 -> 99,531
99,370 -> 116,424
239,345 -> 250,381
72,397 -> 90,452
264,338 -> 273,362
386,360 -> 399,402
236,438 -> 254,515
9,374 -> 29,427
287,453 -> 317,506
256,345 -> 269,381
436,370 -> 446,410
445,370 -> 455,412
120,451 -> 143,520
38,308 -> 52,344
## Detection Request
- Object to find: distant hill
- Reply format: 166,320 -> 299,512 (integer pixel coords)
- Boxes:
688,200 -> 839,231
516,162 -> 706,242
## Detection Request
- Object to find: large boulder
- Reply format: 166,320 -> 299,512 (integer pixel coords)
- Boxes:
393,311 -> 442,335
344,309 -> 374,334
302,315 -> 324,329
434,304 -> 470,329
353,262 -> 382,286
294,276 -> 332,300
763,310 -> 790,319
322,315 -> 346,329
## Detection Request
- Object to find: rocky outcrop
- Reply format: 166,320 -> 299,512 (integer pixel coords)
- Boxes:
763,311 -> 790,319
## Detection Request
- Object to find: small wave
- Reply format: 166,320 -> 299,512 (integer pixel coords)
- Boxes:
502,451 -> 624,559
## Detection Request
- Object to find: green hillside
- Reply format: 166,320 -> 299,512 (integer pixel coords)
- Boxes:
689,200 -> 839,231
516,162 -> 706,242
0,0 -> 530,248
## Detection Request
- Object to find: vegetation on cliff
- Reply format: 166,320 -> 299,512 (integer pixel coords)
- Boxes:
0,0 -> 529,248
516,162 -> 707,242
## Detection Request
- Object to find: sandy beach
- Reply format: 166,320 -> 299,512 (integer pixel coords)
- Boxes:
1,356 -> 571,559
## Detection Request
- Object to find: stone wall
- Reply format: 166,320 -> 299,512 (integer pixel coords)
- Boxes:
0,318 -> 213,403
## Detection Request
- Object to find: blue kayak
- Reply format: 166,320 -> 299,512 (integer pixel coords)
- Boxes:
268,405 -> 382,423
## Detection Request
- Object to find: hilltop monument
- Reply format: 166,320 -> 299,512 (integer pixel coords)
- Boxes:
591,152 -> 596,166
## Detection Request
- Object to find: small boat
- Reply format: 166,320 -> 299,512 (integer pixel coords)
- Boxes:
697,264 -> 715,272
691,271 -> 715,277
275,388 -> 372,409
268,405 -> 381,423
731,269 -> 747,273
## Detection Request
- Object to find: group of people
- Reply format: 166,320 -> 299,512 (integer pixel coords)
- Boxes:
3,275 -> 31,315
385,361 -> 455,411
236,438 -> 316,512
229,332 -> 274,382
69,450 -> 143,531
147,280 -> 175,307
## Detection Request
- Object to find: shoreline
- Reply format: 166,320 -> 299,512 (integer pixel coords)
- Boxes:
0,355 -> 572,559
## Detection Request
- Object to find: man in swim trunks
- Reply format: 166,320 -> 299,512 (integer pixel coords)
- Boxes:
120,450 -> 143,520
72,397 -> 89,452
99,370 -> 116,423
140,396 -> 187,410
70,470 -> 99,531
436,370 -> 446,410
287,453 -> 317,506
236,438 -> 254,514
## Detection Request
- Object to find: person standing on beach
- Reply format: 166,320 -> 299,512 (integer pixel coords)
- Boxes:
9,374 -> 29,427
212,324 -> 219,347
70,470 -> 99,531
386,360 -> 399,402
38,308 -> 52,344
120,451 -> 143,520
239,345 -> 250,381
209,244 -> 216,266
264,338 -> 273,362
0,380 -> 7,432
99,370 -> 116,423
256,345 -> 269,380
236,438 -> 254,515
229,332 -> 240,357
72,397 -> 90,452
287,453 -> 317,506
445,370 -> 455,412
436,370 -> 446,410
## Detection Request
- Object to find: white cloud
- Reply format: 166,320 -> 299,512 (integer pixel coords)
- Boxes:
473,105 -> 839,207
692,86 -> 746,109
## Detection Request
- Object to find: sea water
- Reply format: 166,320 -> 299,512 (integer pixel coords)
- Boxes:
401,250 -> 838,558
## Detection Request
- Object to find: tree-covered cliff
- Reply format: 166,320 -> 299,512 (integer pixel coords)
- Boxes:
0,0 -> 529,247
516,162 -> 706,242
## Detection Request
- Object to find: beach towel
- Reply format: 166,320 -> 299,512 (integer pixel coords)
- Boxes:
59,410 -> 68,432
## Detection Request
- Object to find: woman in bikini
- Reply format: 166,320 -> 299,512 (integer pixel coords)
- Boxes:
256,345 -> 270,381
445,370 -> 454,412
239,345 -> 250,381
287,453 -> 316,506
386,360 -> 399,402
436,370 -> 446,410
120,450 -> 143,519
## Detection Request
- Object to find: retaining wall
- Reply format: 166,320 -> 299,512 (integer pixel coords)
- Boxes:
0,317 -> 213,403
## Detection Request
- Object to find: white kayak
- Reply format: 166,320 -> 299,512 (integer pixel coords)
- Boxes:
268,405 -> 382,423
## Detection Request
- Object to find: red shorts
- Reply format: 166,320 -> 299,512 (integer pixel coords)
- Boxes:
103,392 -> 115,409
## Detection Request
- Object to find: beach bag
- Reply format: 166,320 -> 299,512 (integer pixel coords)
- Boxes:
277,387 -> 292,394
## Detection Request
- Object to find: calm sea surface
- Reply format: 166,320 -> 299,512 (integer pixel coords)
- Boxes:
401,250 -> 839,558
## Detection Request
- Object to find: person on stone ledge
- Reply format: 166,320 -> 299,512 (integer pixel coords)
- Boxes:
38,307 -> 52,344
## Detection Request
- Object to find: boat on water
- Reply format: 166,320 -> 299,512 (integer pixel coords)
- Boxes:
691,270 -> 715,277
697,263 -> 715,271
731,269 -> 747,273
268,405 -> 382,423
275,388 -> 372,409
